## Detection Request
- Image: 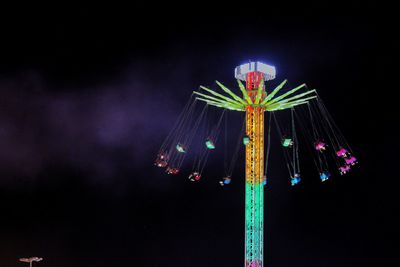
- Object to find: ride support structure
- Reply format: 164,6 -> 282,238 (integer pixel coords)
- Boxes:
240,66 -> 268,267
189,61 -> 317,266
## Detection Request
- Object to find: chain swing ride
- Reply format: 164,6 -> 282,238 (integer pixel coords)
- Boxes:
155,61 -> 357,267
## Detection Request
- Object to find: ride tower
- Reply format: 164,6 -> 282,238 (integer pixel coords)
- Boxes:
190,61 -> 317,267
235,62 -> 275,267
156,56 -> 358,266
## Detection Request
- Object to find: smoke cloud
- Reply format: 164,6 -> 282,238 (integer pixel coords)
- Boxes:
0,69 -> 184,184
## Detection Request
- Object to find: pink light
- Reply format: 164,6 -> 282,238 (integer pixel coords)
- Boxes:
345,156 -> 357,165
336,148 -> 348,157
315,141 -> 326,151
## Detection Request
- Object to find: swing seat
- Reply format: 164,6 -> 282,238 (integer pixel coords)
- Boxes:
339,165 -> 351,175
155,160 -> 168,168
166,167 -> 179,175
262,175 -> 267,186
336,148 -> 348,157
176,143 -> 187,153
155,152 -> 169,167
291,174 -> 301,186
205,139 -> 215,149
189,172 -> 201,181
282,138 -> 293,147
243,135 -> 250,145
315,141 -> 327,151
223,176 -> 231,184
219,176 -> 231,186
320,171 -> 331,182
345,156 -> 357,165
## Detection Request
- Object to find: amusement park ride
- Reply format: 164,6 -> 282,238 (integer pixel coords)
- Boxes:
155,61 -> 357,267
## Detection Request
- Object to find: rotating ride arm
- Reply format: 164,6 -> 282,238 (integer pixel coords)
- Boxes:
193,80 -> 317,112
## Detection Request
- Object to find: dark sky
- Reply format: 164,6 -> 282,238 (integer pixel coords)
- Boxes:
0,2 -> 395,267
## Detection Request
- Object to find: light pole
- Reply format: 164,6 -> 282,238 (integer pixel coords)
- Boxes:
19,257 -> 43,267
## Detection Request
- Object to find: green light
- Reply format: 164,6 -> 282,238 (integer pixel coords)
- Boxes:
243,136 -> 250,145
245,182 -> 264,264
282,138 -> 293,147
205,139 -> 215,149
176,144 -> 186,153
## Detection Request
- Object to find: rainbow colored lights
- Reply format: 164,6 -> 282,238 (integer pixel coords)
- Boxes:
192,61 -> 317,267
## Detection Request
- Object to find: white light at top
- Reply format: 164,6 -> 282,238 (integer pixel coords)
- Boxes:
234,61 -> 276,81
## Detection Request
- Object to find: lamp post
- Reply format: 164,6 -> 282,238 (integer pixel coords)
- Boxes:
19,257 -> 43,267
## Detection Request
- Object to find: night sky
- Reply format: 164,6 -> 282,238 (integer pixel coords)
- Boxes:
0,2 -> 395,267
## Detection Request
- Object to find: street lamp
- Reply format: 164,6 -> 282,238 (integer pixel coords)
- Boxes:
19,257 -> 43,267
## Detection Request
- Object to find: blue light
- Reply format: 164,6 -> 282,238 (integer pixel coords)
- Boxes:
291,175 -> 301,186
320,171 -> 331,182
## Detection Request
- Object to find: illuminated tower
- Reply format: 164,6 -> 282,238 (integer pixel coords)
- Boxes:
193,61 -> 316,266
235,62 -> 275,267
